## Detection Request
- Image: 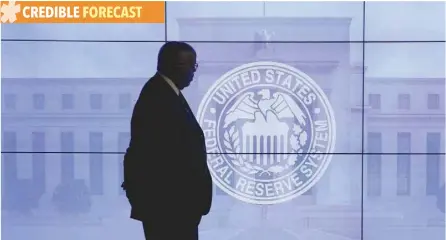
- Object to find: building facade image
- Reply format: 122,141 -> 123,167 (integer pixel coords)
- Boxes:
2,13 -> 445,240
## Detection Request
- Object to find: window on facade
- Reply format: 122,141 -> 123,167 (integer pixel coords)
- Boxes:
427,94 -> 440,110
89,132 -> 103,195
396,132 -> 411,196
368,94 -> 381,110
367,132 -> 382,197
118,132 -> 130,195
119,93 -> 132,110
3,94 -> 16,110
33,93 -> 45,110
89,93 -> 102,110
3,131 -> 17,151
397,94 -> 410,110
426,132 -> 441,195
61,132 -> 75,183
62,94 -> 74,110
32,132 -> 46,194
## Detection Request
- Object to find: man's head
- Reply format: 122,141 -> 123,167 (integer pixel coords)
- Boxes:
157,41 -> 198,90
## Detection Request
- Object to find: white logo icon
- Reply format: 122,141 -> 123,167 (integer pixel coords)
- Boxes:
1,0 -> 20,23
198,62 -> 336,205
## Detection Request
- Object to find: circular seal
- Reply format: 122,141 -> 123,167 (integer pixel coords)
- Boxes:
197,62 -> 336,205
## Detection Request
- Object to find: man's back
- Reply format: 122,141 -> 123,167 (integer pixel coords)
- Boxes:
123,41 -> 211,240
123,74 -> 213,223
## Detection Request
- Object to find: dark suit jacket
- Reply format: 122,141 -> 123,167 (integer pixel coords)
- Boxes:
123,73 -> 213,222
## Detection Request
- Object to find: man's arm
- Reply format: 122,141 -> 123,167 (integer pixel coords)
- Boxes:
123,90 -> 181,203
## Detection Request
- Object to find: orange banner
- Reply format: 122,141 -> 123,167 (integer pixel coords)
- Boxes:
0,0 -> 165,23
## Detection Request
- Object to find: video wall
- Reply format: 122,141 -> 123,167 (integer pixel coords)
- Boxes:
1,2 -> 445,240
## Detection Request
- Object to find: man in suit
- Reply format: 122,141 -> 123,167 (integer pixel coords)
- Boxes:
122,41 -> 213,240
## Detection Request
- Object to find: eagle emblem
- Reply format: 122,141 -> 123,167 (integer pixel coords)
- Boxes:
197,61 -> 336,204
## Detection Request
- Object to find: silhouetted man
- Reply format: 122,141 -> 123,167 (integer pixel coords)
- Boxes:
122,42 -> 213,240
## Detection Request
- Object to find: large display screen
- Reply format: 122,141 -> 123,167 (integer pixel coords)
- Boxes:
2,2 -> 445,240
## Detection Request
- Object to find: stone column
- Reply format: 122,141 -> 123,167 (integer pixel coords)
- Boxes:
349,107 -> 364,204
410,130 -> 427,197
75,130 -> 90,182
103,131 -> 119,198
381,130 -> 397,198
348,65 -> 365,204
43,128 -> 61,203
16,129 -> 32,179
315,63 -> 352,205
48,128 -> 61,187
441,156 -> 445,184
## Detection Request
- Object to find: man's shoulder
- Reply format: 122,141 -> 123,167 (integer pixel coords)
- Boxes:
137,75 -> 177,108
142,74 -> 163,92
139,75 -> 169,99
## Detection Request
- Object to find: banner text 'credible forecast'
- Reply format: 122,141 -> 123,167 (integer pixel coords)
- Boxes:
0,1 -> 165,23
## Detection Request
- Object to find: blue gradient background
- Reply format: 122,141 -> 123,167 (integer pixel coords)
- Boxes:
1,1 -> 445,240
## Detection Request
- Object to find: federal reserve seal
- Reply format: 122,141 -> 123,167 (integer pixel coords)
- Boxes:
197,62 -> 336,205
